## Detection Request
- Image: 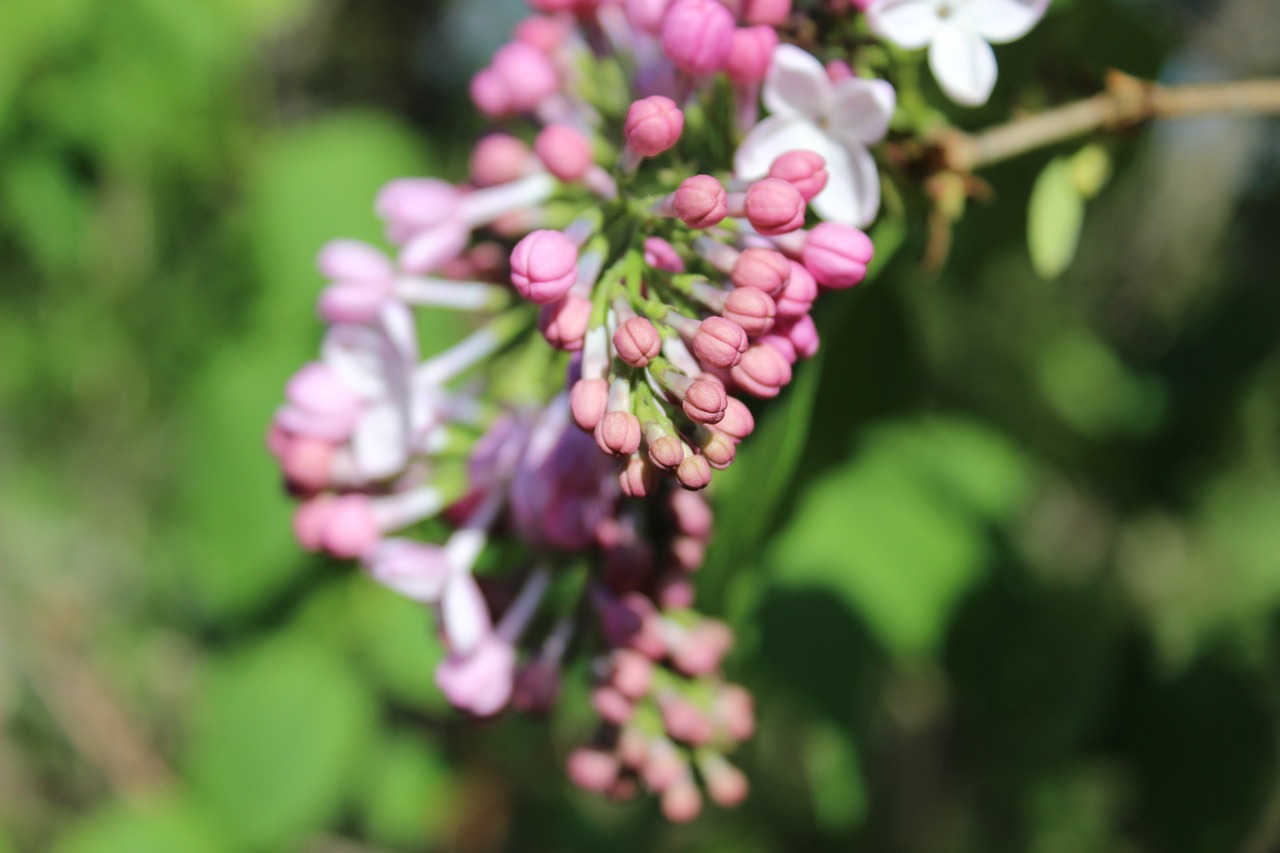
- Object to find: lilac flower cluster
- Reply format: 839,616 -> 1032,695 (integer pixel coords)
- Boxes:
267,0 -> 1046,820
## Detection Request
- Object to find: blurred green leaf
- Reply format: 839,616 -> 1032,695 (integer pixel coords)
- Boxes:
0,153 -> 86,275
351,580 -> 449,710
187,636 -> 378,848
359,733 -> 454,848
1027,156 -> 1084,280
805,723 -> 869,831
767,418 -> 1031,658
1037,330 -> 1164,436
51,797 -> 225,853
1070,144 -> 1113,200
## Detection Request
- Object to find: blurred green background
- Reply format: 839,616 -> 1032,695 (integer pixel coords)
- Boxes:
3,0 -> 1280,850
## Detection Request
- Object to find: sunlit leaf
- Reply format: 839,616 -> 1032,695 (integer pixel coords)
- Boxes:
50,797 -> 225,853
1027,156 -> 1084,280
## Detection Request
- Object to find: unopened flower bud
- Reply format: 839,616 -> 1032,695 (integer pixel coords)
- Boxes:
682,378 -> 727,424
318,239 -> 394,283
611,649 -> 655,699
644,237 -> 685,272
620,453 -> 658,497
623,96 -> 684,158
567,748 -> 619,793
570,378 -> 609,430
673,175 -> 728,229
676,454 -> 713,490
693,316 -> 748,369
768,150 -> 829,202
717,396 -> 755,440
731,248 -> 790,295
802,222 -> 874,289
595,411 -> 643,456
742,0 -> 792,25
490,41 -> 559,113
662,0 -> 735,75
775,260 -> 817,317
725,26 -> 778,86
538,293 -> 593,351
593,686 -> 636,724
511,229 -> 579,303
613,317 -> 662,367
745,177 -> 806,236
626,0 -> 671,32
780,313 -> 820,359
322,494 -> 381,559
470,133 -> 533,187
731,343 -> 792,397
702,756 -> 750,807
647,434 -> 686,470
700,429 -> 737,469
535,124 -> 594,182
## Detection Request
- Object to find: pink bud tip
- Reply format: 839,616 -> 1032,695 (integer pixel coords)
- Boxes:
470,134 -> 532,187
676,454 -> 713,490
673,175 -> 728,229
726,26 -> 778,86
567,749 -> 620,793
731,248 -> 791,296
570,378 -> 610,430
693,316 -> 748,369
281,436 -> 336,492
535,124 -> 594,182
648,434 -> 686,470
717,396 -> 755,440
626,0 -> 671,33
469,68 -> 510,117
322,495 -> 380,559
661,0 -> 735,76
683,378 -> 727,424
700,430 -> 736,469
620,454 -> 658,498
662,780 -> 703,822
775,260 -> 818,317
722,286 -> 777,335
745,177 -> 807,236
490,42 -> 559,113
592,686 -> 635,724
670,489 -> 714,538
317,239 -> 394,283
538,293 -> 593,351
317,280 -> 391,325
671,535 -> 707,572
715,684 -> 756,741
613,317 -> 662,367
595,411 -> 643,456
742,0 -> 792,25
510,230 -> 579,304
514,16 -> 566,52
612,649 -> 655,699
802,222 -> 874,289
768,150 -> 829,203
623,96 -> 684,158
644,237 -> 685,272
781,313 -> 820,359
660,695 -> 713,744
731,343 -> 792,398
705,761 -> 750,807
292,496 -> 333,552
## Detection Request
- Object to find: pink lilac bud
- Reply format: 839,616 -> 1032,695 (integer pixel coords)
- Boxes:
732,343 -> 792,397
660,694 -> 713,744
670,489 -> 713,538
318,239 -> 394,283
567,748 -> 619,793
618,728 -> 649,768
656,572 -> 696,608
647,434 -> 686,470
510,230 -> 579,303
671,535 -> 706,571
780,313 -> 820,358
570,378 -> 609,430
292,495 -> 333,552
644,237 -> 685,272
742,0 -> 792,24
703,757 -> 750,807
281,362 -> 363,441
714,684 -> 756,741
376,178 -> 460,242
768,150 -> 829,202
535,124 -> 594,182
593,686 -> 636,724
725,26 -> 778,86
676,454 -> 713,490
620,453 -> 658,498
642,739 -> 686,791
802,222 -> 874,289
626,0 -> 671,32
670,620 -> 733,675
745,177 -> 806,236
722,286 -> 777,335
826,58 -> 855,80
611,649 -> 655,699
280,436 -> 336,492
491,42 -> 559,113
693,316 -> 748,369
613,317 -> 662,367
661,0 -> 735,75
595,411 -> 643,456
470,134 -> 533,187
700,429 -> 737,469
761,333 -> 797,364
469,68 -> 511,117
515,15 -> 567,51
718,396 -> 755,440
731,248 -> 791,296
538,294 -> 593,352
683,378 -> 727,424
318,280 -> 392,325
320,494 -> 381,559
623,96 -> 684,158
775,260 -> 818,317
673,175 -> 728,229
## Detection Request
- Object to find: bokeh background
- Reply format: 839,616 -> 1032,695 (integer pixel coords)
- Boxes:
3,0 -> 1280,850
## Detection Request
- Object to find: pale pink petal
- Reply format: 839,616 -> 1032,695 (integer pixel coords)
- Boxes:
365,539 -> 451,602
810,141 -> 881,228
322,325 -> 394,400
956,0 -> 1048,43
929,22 -> 998,106
442,574 -> 492,656
762,44 -> 832,121
351,400 -> 408,480
829,77 -> 897,148
734,115 -> 830,180
866,0 -> 942,50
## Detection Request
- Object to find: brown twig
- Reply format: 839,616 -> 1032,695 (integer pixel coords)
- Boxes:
935,72 -> 1280,173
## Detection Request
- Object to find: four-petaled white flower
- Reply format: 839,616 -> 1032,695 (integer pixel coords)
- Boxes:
734,44 -> 896,228
866,0 -> 1048,107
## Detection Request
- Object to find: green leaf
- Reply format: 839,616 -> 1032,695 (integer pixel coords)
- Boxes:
350,580 -> 449,710
766,418 -> 1031,658
1027,156 -> 1085,280
1036,330 -> 1165,436
358,734 -> 454,848
805,723 -> 869,831
186,637 -> 378,849
1069,144 -> 1112,200
50,797 -> 225,853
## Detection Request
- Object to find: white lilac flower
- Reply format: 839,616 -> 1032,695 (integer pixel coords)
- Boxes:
733,44 -> 896,228
866,0 -> 1048,106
